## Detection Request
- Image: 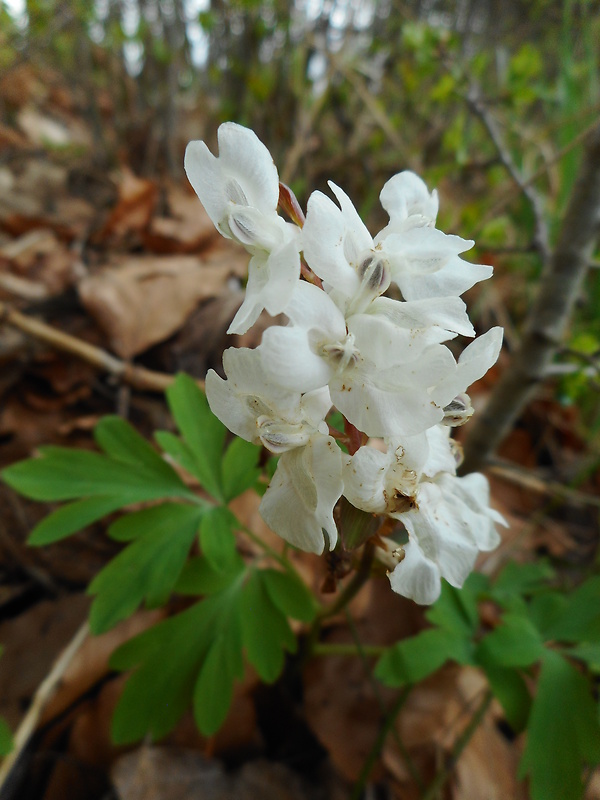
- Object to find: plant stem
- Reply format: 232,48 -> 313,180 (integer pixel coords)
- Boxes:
420,689 -> 493,800
303,541 -> 376,659
350,686 -> 412,800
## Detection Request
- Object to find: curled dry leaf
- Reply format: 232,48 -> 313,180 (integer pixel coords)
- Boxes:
143,185 -> 217,254
78,255 -> 233,358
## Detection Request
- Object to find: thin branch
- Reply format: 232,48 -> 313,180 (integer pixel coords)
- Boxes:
350,686 -> 412,800
467,88 -> 551,262
0,621 -> 89,790
461,123 -> 600,474
0,301 -> 187,393
420,689 -> 493,800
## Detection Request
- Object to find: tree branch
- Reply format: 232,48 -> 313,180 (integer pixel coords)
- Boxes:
461,123 -> 600,474
467,88 -> 551,262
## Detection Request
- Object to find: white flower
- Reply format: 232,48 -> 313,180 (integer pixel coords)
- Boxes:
303,181 -> 477,317
259,281 -> 462,438
184,122 -> 300,334
378,171 -> 493,301
205,346 -> 342,553
388,474 -> 506,604
342,428 -> 505,605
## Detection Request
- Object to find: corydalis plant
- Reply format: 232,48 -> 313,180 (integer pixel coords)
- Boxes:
185,122 -> 506,605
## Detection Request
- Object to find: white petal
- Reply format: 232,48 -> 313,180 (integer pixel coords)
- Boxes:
430,326 -> 503,407
384,228 -> 474,279
205,368 -> 258,443
259,435 -> 343,553
342,445 -> 391,513
283,281 -> 347,341
331,354 -> 449,438
302,191 -> 360,297
379,171 -> 439,224
206,347 -> 302,442
184,140 -> 228,231
398,256 -> 493,301
216,122 -> 279,213
348,311 -> 451,370
260,326 -> 333,393
388,538 -> 441,605
328,182 -> 375,256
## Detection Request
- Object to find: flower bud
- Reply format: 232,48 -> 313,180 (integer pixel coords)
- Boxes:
442,393 -> 474,427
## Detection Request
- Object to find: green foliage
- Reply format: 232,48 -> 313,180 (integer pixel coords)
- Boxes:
375,564 -> 600,800
1,374 -> 316,744
110,558 -> 315,740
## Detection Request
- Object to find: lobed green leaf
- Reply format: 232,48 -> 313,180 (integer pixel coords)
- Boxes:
221,437 -> 261,501
89,503 -> 203,633
520,650 -> 600,800
165,374 -> 226,499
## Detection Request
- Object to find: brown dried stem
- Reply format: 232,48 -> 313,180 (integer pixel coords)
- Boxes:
0,301 -> 188,393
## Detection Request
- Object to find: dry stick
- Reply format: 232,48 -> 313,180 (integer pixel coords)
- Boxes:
0,301 -> 189,393
0,621 -> 90,791
461,123 -> 600,475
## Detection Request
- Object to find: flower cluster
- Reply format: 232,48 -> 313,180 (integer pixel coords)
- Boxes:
185,122 -> 506,605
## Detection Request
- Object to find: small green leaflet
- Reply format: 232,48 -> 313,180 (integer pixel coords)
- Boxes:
376,627 -> 473,687
88,503 -> 204,634
199,506 -> 238,573
475,613 -> 545,669
164,373 -> 227,500
240,569 -> 297,683
110,562 -> 315,740
2,416 -> 196,546
520,650 -> 600,800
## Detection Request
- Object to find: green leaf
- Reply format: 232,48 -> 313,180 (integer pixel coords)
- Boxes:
375,627 -> 473,687
193,597 -> 244,735
240,570 -> 296,683
261,568 -> 317,623
199,506 -> 238,573
165,374 -> 226,499
520,651 -> 600,800
475,614 -> 545,668
94,416 -> 177,480
542,577 -> 600,643
2,446 -> 191,503
111,577 -> 246,742
89,503 -> 203,633
175,554 -> 245,596
110,602 -> 213,743
481,665 -> 531,732
493,560 -> 555,598
28,495 -> 126,545
221,437 -> 260,501
0,716 -> 13,756
566,643 -> 600,670
425,579 -> 480,635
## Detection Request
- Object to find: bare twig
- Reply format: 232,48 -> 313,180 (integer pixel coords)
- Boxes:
0,301 -> 190,393
420,689 -> 493,800
467,88 -> 551,262
461,123 -> 600,474
0,621 -> 89,790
